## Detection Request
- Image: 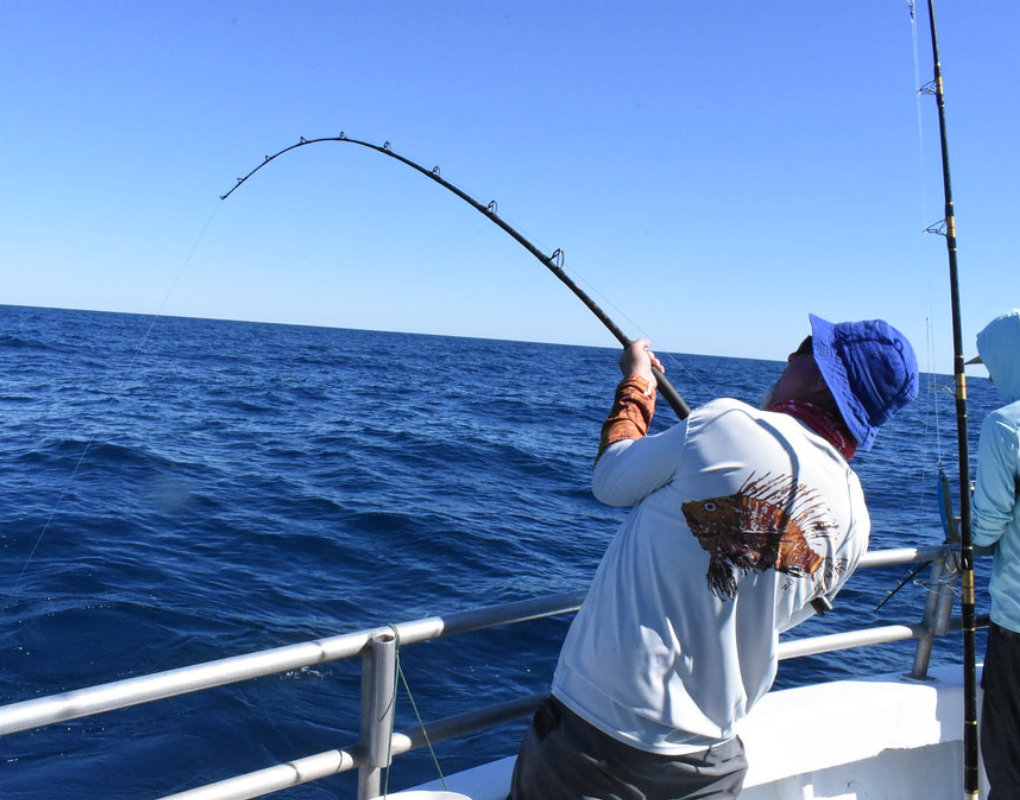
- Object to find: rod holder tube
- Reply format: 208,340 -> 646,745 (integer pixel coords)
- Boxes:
910,555 -> 950,679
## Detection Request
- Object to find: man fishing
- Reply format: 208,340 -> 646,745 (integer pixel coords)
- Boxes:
969,309 -> 1020,799
509,314 -> 919,800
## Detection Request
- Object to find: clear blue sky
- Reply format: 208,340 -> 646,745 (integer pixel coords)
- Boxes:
3,1 -> 1016,374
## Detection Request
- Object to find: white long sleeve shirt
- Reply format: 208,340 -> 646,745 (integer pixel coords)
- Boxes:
552,398 -> 869,753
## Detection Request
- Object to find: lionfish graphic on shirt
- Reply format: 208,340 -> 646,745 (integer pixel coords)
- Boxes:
680,472 -> 846,599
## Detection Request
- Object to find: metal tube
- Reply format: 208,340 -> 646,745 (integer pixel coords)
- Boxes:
158,749 -> 360,800
0,592 -> 583,737
934,557 -> 960,637
910,555 -> 948,679
359,632 -> 397,800
857,545 -> 947,569
155,696 -> 544,800
778,624 -> 926,661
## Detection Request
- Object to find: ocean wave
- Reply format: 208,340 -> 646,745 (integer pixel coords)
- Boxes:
0,333 -> 70,353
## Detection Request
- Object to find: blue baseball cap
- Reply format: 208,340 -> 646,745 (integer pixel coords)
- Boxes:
809,314 -> 919,451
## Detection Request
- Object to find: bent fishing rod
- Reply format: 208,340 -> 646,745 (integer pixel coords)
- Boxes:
920,1 -> 979,796
220,134 -> 691,419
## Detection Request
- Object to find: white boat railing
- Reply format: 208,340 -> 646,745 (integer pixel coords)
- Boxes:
0,544 -> 984,800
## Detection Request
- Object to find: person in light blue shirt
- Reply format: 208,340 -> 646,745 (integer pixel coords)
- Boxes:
970,309 -> 1020,799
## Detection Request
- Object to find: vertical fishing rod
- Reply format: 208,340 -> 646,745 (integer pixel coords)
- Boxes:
921,2 -> 979,795
222,136 -> 691,419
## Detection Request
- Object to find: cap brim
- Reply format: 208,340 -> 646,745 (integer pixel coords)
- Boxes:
965,355 -> 983,365
809,314 -> 876,451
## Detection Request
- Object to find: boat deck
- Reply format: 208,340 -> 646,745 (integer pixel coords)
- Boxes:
415,664 -> 984,800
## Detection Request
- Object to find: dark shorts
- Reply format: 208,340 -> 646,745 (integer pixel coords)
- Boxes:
508,696 -> 748,800
981,621 -> 1020,799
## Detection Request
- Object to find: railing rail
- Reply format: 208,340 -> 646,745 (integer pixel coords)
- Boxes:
0,592 -> 585,737
0,544 -> 981,800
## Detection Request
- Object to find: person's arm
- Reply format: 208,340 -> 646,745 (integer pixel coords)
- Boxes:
592,340 -> 687,506
595,339 -> 661,460
972,412 -> 1020,548
596,375 -> 656,459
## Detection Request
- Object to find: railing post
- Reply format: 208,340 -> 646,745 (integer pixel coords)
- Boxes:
909,549 -> 957,680
358,631 -> 398,800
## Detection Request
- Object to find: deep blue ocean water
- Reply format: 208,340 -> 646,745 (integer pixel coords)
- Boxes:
0,304 -> 996,798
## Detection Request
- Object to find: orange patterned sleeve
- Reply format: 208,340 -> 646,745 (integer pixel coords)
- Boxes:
597,376 -> 656,461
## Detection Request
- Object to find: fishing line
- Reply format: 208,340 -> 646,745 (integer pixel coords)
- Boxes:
550,259 -> 709,400
908,0 -> 956,537
473,182 -> 709,402
908,0 -> 932,234
382,623 -> 448,797
4,202 -> 223,610
910,0 -> 947,402
909,0 -> 948,466
925,319 -> 948,469
874,5 -> 960,615
487,204 -> 701,391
